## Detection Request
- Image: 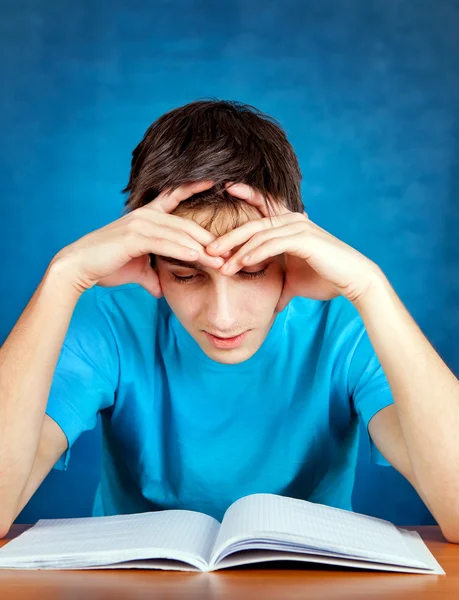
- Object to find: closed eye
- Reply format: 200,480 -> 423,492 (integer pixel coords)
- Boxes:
172,268 -> 268,284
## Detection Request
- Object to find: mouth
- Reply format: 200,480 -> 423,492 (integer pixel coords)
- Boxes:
204,330 -> 250,349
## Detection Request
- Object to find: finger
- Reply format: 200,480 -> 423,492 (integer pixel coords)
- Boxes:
275,285 -> 291,313
219,223 -> 305,276
225,182 -> 290,216
149,180 -> 215,214
142,226 -> 224,269
206,219 -> 272,257
206,212 -> 303,256
220,222 -> 307,276
195,251 -> 225,269
136,259 -> 163,298
225,182 -> 270,217
238,233 -> 308,268
136,234 -> 203,264
156,212 -> 217,247
132,220 -> 206,255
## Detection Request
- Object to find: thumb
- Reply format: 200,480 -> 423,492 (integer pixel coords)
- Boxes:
136,262 -> 163,298
275,285 -> 292,313
275,270 -> 293,313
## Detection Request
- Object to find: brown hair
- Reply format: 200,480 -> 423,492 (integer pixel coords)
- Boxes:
121,99 -> 303,228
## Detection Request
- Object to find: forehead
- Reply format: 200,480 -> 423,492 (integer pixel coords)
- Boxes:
173,202 -> 264,236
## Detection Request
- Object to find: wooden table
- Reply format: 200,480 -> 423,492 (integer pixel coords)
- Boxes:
0,525 -> 457,599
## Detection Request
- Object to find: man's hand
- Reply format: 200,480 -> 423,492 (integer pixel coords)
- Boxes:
206,183 -> 383,309
52,181 -> 224,297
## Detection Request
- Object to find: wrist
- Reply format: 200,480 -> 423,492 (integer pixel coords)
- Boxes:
352,265 -> 391,314
45,255 -> 87,301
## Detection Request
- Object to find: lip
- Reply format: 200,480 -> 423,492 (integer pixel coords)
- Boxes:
204,330 -> 249,349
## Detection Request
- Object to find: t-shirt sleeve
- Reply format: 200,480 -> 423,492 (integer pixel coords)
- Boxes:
45,286 -> 119,471
348,326 -> 394,467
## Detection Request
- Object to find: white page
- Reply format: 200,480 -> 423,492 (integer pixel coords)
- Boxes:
210,494 -> 432,570
212,529 -> 444,574
0,509 -> 220,570
49,529 -> 443,575
83,559 -> 200,572
24,559 -> 202,572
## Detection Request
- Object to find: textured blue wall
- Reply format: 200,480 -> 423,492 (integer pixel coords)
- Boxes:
1,0 -> 458,526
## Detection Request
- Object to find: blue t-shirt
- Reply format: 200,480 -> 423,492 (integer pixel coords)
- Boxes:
45,283 -> 394,521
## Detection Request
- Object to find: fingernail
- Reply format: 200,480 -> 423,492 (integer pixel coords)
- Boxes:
213,257 -> 224,266
209,241 -> 219,249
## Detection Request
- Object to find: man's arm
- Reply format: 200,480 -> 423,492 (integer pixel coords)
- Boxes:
0,261 -> 82,537
8,415 -> 69,525
202,183 -> 459,540
0,181 -> 223,537
354,273 -> 459,542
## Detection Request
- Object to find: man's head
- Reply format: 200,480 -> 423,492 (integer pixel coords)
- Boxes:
122,99 -> 303,364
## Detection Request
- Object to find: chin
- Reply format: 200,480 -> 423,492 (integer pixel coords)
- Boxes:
204,346 -> 257,365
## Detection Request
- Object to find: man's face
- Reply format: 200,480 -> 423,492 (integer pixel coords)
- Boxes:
155,205 -> 285,365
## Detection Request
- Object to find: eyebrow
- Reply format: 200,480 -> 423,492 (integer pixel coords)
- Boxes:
157,256 -> 205,270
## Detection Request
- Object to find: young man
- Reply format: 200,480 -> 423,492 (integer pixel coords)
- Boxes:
1,100 -> 459,542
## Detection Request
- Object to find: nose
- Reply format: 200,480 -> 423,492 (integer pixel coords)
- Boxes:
205,277 -> 241,335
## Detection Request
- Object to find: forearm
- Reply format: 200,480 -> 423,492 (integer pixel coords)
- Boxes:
0,259 -> 82,526
354,271 -> 459,535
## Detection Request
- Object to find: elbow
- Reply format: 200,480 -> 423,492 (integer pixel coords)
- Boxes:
439,517 -> 459,544
0,521 -> 12,540
0,508 -> 14,540
423,492 -> 459,544
0,501 -> 14,539
442,528 -> 459,545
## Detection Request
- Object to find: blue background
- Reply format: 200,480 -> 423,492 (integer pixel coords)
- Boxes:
1,0 -> 458,526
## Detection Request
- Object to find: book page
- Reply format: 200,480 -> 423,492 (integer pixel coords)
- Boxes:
210,494 -> 429,569
212,529 -> 444,574
0,510 -> 220,570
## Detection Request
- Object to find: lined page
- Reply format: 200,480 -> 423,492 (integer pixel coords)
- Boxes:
0,510 -> 220,570
211,494 -> 428,568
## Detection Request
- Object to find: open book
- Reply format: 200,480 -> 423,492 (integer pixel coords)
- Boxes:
0,493 -> 444,574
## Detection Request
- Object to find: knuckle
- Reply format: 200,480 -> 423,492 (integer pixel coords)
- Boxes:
124,229 -> 138,243
261,219 -> 273,231
288,213 -> 308,228
151,235 -> 165,246
184,233 -> 200,247
253,229 -> 269,241
182,223 -> 200,238
272,214 -> 286,225
296,212 -> 308,223
125,217 -> 142,232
